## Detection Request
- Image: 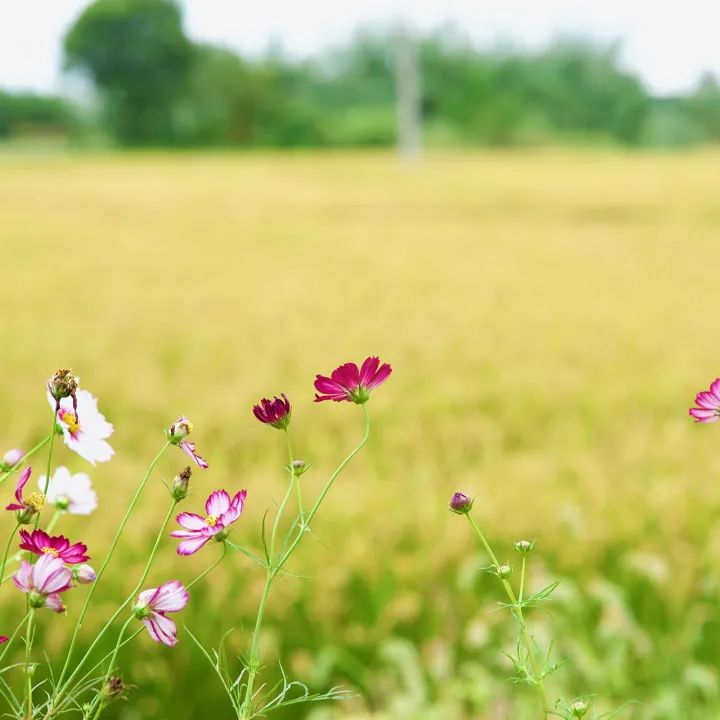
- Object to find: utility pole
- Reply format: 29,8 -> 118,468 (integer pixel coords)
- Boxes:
395,27 -> 422,162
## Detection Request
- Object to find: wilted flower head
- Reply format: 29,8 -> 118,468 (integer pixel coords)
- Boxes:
171,489 -> 247,555
47,368 -> 79,410
13,553 -> 73,612
101,675 -> 126,700
314,356 -> 392,404
170,466 -> 192,502
449,492 -> 473,515
39,466 -> 97,515
133,579 -> 189,647
165,417 -> 208,469
253,393 -> 291,429
74,563 -> 97,585
690,378 -> 720,423
48,388 -> 114,465
6,467 -> 44,524
19,529 -> 90,564
0,448 -> 24,472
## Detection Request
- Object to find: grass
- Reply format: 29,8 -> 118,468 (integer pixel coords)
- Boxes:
1,148 -> 720,718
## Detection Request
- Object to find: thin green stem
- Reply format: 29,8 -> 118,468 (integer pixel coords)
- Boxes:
24,609 -> 35,720
45,509 -> 62,535
0,610 -> 30,666
47,442 -> 171,718
187,543 -> 227,589
520,555 -> 527,603
0,435 -> 51,487
0,523 -> 19,583
284,429 -> 302,518
466,514 -> 548,719
35,410 -> 59,530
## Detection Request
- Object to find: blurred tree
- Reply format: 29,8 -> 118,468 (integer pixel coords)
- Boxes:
64,0 -> 193,144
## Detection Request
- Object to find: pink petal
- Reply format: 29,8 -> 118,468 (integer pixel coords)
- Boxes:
710,378 -> 720,401
35,555 -> 72,594
331,363 -> 360,390
14,467 -> 31,504
175,512 -> 207,531
205,490 -> 230,517
695,391 -> 720,410
12,562 -> 32,592
179,441 -> 208,469
45,594 -> 66,613
176,536 -> 212,556
359,356 -> 380,386
143,612 -> 178,647
367,362 -> 392,389
219,490 -> 247,526
313,376 -> 344,395
148,580 -> 189,612
137,589 -> 156,607
690,408 -> 719,422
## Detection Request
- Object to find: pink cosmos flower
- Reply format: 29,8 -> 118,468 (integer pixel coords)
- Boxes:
38,466 -> 97,515
253,393 -> 291,429
166,416 -> 208,469
690,378 -> 720,423
133,580 -> 189,647
48,388 -> 114,465
314,356 -> 392,404
13,553 -> 73,612
0,637 -> 6,644
170,489 -> 247,555
6,467 -> 44,522
19,529 -> 90,564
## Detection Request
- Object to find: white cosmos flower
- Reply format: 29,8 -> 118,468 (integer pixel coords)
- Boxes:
38,466 -> 98,515
48,388 -> 114,466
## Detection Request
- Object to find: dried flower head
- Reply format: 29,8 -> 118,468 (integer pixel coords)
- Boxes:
165,417 -> 208,469
171,466 -> 192,502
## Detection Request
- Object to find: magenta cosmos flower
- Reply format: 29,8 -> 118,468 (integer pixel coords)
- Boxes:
166,416 -> 208,469
6,467 -> 44,523
690,378 -> 720,423
170,489 -> 247,555
253,393 -> 291,429
19,529 -> 90,564
133,579 -> 189,647
314,356 -> 392,404
13,553 -> 73,612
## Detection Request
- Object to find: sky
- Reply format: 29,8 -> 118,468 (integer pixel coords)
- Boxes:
1,0 -> 719,96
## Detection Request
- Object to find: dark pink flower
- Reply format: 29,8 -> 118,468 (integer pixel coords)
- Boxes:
314,356 -> 392,404
13,554 -> 73,612
19,529 -> 90,564
0,636 -> 6,644
6,467 -> 44,523
690,378 -> 720,423
253,393 -> 291,429
170,489 -> 247,555
133,580 -> 189,647
166,416 -> 208,469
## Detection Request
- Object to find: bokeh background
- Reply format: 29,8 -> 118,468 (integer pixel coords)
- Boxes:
2,2 -> 720,718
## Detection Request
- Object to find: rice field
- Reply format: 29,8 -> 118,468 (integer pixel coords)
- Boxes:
1,148 -> 720,719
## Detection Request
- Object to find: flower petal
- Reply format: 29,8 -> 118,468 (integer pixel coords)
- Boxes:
175,512 -> 207,531
176,535 -> 212,556
205,490 -> 231,517
148,580 -> 189,612
143,612 -> 178,646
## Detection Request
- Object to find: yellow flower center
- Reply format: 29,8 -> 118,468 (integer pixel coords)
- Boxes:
26,493 -> 45,512
205,514 -> 219,527
60,410 -> 80,434
41,547 -> 59,557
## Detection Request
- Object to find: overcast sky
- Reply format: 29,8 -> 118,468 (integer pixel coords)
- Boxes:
1,0 -> 718,95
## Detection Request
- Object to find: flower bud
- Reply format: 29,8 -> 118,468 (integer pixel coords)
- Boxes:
171,466 -> 192,501
1,448 -> 24,471
166,416 -> 193,444
449,492 -> 473,515
291,459 -> 309,476
570,701 -> 588,718
497,564 -> 512,579
102,675 -> 126,700
74,564 -> 96,585
47,368 -> 79,402
513,540 -> 534,555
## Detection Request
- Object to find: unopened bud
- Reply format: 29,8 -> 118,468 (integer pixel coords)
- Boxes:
166,416 -> 193,444
449,492 -> 473,515
291,459 -> 309,476
497,564 -> 512,579
171,466 -> 192,501
1,448 -> 24,471
513,540 -> 534,555
74,564 -> 96,585
570,701 -> 588,718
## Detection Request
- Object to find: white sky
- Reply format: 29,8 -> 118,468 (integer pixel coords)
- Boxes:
0,0 -> 718,95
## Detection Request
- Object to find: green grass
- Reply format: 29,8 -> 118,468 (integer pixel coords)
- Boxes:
1,149 -> 720,718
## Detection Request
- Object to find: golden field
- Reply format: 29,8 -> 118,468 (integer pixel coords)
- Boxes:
1,149 -> 720,718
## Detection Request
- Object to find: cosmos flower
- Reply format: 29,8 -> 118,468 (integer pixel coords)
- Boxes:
13,553 -> 73,612
19,529 -> 90,564
48,388 -> 114,465
6,467 -> 44,523
166,417 -> 208,469
38,466 -> 97,515
170,489 -> 247,556
133,580 -> 189,647
252,393 -> 291,429
314,356 -> 392,404
689,378 -> 720,423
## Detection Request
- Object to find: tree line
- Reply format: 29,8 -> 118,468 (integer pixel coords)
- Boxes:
3,0 -> 720,149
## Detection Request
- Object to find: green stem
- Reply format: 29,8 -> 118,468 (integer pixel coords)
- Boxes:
0,435 -> 51,487
35,410 -> 59,530
284,429 -> 302,518
187,543 -> 227,589
466,514 -> 548,719
24,609 -> 35,720
0,523 -> 19,583
45,509 -> 62,535
0,610 -> 30,666
239,404 -> 370,719
47,442 -> 171,718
